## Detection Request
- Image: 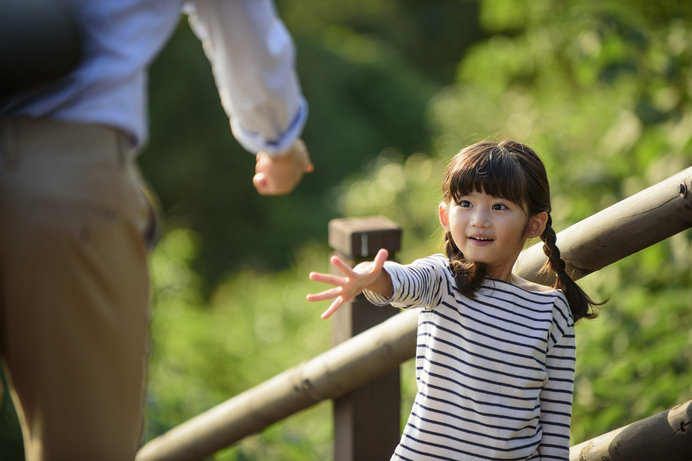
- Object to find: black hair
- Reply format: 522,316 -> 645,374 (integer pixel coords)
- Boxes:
441,140 -> 600,321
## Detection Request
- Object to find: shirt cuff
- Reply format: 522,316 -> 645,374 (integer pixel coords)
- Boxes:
362,263 -> 400,306
231,98 -> 308,155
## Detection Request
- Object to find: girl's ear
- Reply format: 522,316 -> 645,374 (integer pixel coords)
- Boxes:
438,201 -> 450,231
526,211 -> 548,238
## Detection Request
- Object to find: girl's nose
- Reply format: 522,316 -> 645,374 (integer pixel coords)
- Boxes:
471,209 -> 490,227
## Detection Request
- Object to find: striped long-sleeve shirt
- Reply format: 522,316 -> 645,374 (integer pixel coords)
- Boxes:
364,254 -> 575,461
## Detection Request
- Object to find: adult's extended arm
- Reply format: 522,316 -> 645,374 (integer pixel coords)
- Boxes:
185,0 -> 308,155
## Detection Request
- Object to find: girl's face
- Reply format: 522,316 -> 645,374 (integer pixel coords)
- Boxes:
439,189 -> 547,282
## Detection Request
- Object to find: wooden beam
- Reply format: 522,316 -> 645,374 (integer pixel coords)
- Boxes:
515,167 -> 692,285
569,399 -> 692,460
135,309 -> 418,461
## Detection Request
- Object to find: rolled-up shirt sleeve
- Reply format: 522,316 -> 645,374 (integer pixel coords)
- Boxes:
185,0 -> 307,155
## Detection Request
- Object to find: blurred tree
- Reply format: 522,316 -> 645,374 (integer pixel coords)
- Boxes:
338,0 -> 692,446
138,0 -> 484,295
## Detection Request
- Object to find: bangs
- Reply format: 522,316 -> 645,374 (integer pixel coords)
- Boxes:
447,144 -> 528,206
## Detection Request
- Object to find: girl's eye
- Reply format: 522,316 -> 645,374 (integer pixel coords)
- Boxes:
492,203 -> 508,211
458,200 -> 472,208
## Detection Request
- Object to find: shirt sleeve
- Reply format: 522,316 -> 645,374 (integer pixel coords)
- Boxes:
363,254 -> 449,310
538,293 -> 576,460
184,0 -> 307,155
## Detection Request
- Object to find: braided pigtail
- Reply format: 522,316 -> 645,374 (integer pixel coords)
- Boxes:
444,230 -> 487,298
540,214 -> 600,321
439,139 -> 600,314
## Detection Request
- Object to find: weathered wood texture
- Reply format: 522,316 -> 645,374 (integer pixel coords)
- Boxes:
329,217 -> 402,461
515,167 -> 692,285
569,399 -> 692,461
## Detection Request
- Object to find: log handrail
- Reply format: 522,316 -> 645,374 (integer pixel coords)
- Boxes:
569,399 -> 692,460
514,166 -> 692,283
136,167 -> 692,461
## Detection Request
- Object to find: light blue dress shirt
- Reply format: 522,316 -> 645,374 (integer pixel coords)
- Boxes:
0,0 -> 307,155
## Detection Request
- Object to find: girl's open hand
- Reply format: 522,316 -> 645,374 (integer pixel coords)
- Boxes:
306,248 -> 389,319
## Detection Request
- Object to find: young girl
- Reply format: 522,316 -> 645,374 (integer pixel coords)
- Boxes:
307,140 -> 599,460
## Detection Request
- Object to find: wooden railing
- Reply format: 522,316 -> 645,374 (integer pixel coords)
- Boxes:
136,167 -> 692,461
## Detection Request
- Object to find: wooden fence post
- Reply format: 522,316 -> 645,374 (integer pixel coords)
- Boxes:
328,216 -> 403,461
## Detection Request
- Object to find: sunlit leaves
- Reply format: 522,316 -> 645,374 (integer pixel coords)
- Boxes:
337,0 -> 692,448
144,1 -> 692,457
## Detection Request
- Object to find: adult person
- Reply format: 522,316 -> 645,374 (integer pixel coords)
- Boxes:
0,1 -> 312,460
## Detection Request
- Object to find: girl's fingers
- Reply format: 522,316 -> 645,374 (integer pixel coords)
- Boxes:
308,272 -> 346,286
321,297 -> 343,319
330,255 -> 355,276
372,248 -> 389,271
306,287 -> 342,302
309,251 -> 390,319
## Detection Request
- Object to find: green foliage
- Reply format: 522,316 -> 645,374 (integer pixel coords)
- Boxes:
0,371 -> 23,461
2,0 -> 691,458
139,0 -> 482,294
573,240 -> 692,442
334,0 -> 692,449
144,230 -> 333,459
141,0 -> 692,452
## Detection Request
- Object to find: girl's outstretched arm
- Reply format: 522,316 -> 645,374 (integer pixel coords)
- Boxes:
306,248 -> 392,319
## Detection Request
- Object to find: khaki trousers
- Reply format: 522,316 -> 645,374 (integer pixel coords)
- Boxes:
0,118 -> 153,461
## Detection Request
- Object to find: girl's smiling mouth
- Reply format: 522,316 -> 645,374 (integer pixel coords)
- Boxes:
469,234 -> 494,245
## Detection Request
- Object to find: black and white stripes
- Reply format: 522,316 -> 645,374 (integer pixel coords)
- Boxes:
364,254 -> 575,461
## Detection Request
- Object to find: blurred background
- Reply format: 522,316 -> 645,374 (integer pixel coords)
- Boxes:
2,0 -> 691,459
